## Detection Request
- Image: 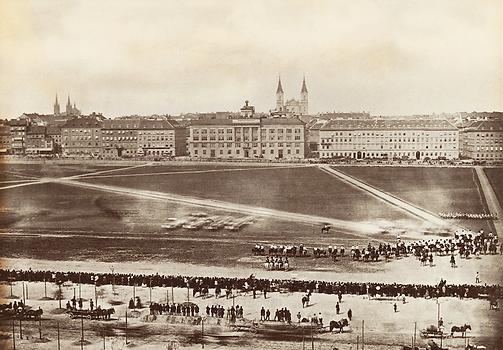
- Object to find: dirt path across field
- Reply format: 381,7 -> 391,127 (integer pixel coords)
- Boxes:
474,167 -> 503,236
53,177 -> 387,241
318,165 -> 453,229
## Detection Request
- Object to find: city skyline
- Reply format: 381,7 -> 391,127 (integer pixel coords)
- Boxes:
0,0 -> 501,118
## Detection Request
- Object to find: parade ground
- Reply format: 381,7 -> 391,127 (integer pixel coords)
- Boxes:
1,161 -> 503,349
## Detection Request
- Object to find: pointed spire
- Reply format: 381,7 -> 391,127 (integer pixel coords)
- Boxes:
55,93 -> 59,105
301,75 -> 308,93
67,94 -> 71,106
276,75 -> 284,94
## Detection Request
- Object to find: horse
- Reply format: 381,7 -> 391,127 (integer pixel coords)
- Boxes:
450,324 -> 471,337
329,318 -> 349,333
301,295 -> 310,308
24,308 -> 43,320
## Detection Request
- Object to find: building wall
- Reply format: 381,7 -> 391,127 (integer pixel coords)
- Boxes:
101,119 -> 140,158
188,119 -> 305,160
62,127 -> 102,156
462,130 -> 503,161
138,128 -> 176,157
319,128 -> 459,160
9,124 -> 27,154
25,134 -> 54,153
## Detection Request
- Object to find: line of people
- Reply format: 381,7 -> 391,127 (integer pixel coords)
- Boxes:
1,268 -> 501,300
439,212 -> 498,220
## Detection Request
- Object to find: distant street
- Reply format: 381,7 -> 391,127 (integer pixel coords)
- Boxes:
475,166 -> 503,236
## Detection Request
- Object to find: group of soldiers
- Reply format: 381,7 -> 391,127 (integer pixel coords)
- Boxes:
439,212 -> 498,220
148,302 -> 200,317
205,304 -> 243,321
264,256 -> 289,270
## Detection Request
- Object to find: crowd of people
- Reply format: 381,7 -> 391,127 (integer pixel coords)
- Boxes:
438,212 -> 498,220
1,268 -> 501,301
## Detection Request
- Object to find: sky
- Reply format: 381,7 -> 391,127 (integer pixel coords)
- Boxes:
0,0 -> 501,118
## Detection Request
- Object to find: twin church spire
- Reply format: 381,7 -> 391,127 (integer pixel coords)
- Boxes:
275,75 -> 308,115
53,93 -> 81,116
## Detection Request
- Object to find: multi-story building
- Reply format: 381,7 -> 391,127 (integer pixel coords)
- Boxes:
46,125 -> 62,153
189,117 -> 305,160
319,119 -> 459,160
9,119 -> 29,155
25,125 -> 54,154
61,116 -> 102,157
101,118 -> 140,158
0,121 -> 10,154
138,119 -> 186,157
460,120 -> 503,162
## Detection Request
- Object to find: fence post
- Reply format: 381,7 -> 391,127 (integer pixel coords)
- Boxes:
57,321 -> 60,350
12,320 -> 16,350
39,318 -> 42,339
19,317 -> 22,340
81,316 -> 84,350
125,310 -> 128,344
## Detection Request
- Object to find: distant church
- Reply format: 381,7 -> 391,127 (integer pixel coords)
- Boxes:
272,76 -> 308,116
53,94 -> 81,116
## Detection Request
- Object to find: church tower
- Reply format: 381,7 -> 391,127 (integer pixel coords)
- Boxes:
53,94 -> 60,116
66,95 -> 72,115
276,76 -> 284,111
300,76 -> 308,115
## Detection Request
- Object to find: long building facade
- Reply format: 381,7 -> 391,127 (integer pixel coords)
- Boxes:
188,118 -> 305,160
319,119 -> 459,160
461,120 -> 503,161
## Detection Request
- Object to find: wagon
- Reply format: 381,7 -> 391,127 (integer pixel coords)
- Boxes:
249,321 -> 327,336
67,309 -> 98,319
419,325 -> 450,339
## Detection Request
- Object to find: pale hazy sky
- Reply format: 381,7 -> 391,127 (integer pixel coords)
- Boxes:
0,0 -> 501,118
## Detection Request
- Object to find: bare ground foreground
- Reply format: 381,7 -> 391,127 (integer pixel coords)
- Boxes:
1,162 -> 502,349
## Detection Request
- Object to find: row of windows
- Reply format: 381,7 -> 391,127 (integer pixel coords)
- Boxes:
325,131 -> 457,137
320,151 -> 455,158
321,144 -> 455,150
63,136 -> 100,141
193,149 -> 301,156
63,143 -> 100,147
193,128 -> 302,134
475,146 -> 503,151
63,129 -> 99,133
192,142 -> 303,148
321,138 -> 456,143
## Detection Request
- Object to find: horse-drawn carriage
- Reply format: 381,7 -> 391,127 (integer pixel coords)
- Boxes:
66,307 -> 114,320
0,303 -> 43,320
420,325 -> 449,339
249,321 -> 326,336
248,319 -> 350,336
420,324 -> 471,339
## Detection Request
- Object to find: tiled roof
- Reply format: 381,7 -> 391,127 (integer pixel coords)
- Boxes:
139,119 -> 174,129
464,120 -> 503,132
9,119 -> 29,126
261,118 -> 304,126
62,117 -> 102,128
321,119 -> 457,131
191,119 -> 235,126
102,118 -> 141,129
27,125 -> 46,134
46,125 -> 61,135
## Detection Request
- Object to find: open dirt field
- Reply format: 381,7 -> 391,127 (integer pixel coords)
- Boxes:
1,161 -> 502,349
1,281 -> 502,350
